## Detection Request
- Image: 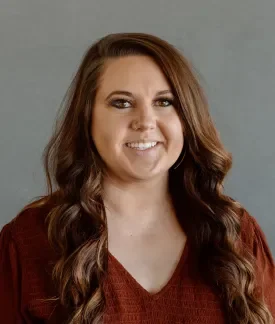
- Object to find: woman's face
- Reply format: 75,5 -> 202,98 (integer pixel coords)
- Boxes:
92,55 -> 184,182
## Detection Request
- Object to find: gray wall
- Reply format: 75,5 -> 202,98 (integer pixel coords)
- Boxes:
1,0 -> 274,253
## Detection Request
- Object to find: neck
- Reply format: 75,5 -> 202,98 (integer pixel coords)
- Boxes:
102,174 -> 173,224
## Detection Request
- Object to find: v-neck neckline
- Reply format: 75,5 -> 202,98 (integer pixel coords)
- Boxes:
108,239 -> 189,300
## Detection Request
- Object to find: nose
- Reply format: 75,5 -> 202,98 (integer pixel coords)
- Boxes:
131,107 -> 156,131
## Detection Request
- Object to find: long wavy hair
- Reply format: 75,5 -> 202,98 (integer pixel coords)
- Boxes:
24,33 -> 273,323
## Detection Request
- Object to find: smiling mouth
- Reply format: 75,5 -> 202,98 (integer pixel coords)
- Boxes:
125,141 -> 159,150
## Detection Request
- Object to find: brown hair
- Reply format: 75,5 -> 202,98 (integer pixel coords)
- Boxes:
25,33 -> 273,323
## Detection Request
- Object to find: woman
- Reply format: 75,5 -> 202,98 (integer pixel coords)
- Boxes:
0,33 -> 274,324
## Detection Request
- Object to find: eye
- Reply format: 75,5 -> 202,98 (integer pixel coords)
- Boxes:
154,98 -> 174,107
110,98 -> 132,109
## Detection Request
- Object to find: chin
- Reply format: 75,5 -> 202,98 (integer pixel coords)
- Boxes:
129,168 -> 167,181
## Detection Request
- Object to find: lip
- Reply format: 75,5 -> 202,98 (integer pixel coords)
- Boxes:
125,142 -> 161,156
125,140 -> 161,144
124,141 -> 160,150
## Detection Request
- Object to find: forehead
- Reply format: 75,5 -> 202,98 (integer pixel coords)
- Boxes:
97,55 -> 171,96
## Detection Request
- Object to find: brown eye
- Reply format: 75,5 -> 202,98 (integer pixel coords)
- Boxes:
155,98 -> 174,107
110,99 -> 132,109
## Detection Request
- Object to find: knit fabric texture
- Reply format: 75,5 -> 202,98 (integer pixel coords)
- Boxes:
1,204 -> 274,323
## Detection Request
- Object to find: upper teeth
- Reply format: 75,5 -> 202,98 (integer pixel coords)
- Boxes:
126,142 -> 157,150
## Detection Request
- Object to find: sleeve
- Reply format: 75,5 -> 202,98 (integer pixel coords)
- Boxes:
0,223 -> 26,323
250,215 -> 275,319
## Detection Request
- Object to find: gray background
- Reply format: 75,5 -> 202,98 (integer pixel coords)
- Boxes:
0,0 -> 274,253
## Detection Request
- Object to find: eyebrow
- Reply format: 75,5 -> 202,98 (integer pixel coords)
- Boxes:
105,90 -> 173,101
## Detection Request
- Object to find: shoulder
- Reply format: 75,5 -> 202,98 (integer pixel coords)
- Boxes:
0,196 -> 55,258
238,207 -> 258,249
239,208 -> 275,316
239,208 -> 274,263
238,207 -> 275,291
0,197 -> 62,321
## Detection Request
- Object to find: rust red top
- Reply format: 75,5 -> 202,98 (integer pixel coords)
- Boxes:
0,203 -> 274,323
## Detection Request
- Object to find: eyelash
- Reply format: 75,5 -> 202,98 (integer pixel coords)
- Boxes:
109,97 -> 175,109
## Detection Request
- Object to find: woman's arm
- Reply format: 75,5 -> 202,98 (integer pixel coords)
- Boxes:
0,223 -> 28,323
246,211 -> 275,319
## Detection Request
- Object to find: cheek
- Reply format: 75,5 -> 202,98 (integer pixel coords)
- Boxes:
91,127 -> 115,168
91,115 -> 110,159
92,127 -> 115,155
92,109 -> 111,143
166,115 -> 184,148
92,114 -> 126,156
